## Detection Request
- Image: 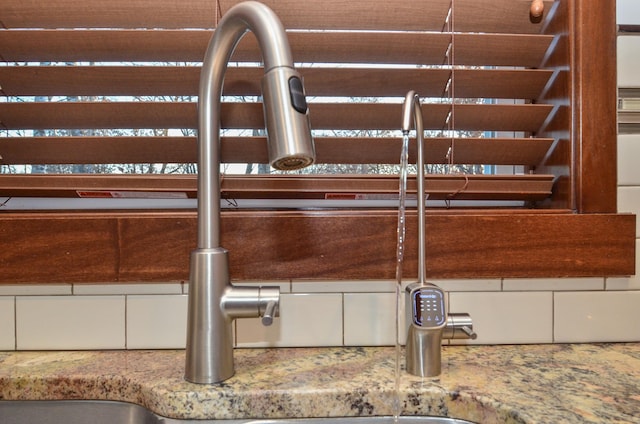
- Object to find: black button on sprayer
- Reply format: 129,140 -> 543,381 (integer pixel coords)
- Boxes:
288,76 -> 308,114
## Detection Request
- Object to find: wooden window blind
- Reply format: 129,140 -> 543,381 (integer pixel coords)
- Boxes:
1,0 -> 556,204
0,0 -> 635,282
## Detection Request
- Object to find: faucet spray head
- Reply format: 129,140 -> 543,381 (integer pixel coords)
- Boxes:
262,66 -> 315,171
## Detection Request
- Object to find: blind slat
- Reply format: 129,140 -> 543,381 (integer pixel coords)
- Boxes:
0,174 -> 554,202
0,137 -> 554,166
0,102 -> 553,132
4,0 -> 554,33
451,33 -> 552,67
0,30 -> 553,67
221,0 -> 453,31
222,0 -> 552,34
451,0 -> 556,33
4,0 -> 451,31
0,66 -> 552,100
3,0 -> 218,29
0,30 -> 212,63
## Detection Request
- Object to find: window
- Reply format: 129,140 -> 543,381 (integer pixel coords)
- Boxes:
0,0 -> 635,282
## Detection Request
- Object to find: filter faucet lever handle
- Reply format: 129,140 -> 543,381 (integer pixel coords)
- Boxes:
461,326 -> 477,340
443,313 -> 477,340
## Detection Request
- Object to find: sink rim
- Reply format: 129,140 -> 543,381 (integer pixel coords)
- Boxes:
0,400 -> 478,424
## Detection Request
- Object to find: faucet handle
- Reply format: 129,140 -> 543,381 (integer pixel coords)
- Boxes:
460,325 -> 477,340
258,286 -> 280,326
261,300 -> 278,326
443,313 -> 477,340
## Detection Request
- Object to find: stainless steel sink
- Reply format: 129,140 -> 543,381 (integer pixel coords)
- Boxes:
0,401 -> 478,424
0,400 -> 158,424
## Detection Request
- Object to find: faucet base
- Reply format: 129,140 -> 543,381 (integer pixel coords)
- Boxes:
184,247 -> 282,384
406,326 -> 444,378
185,248 -> 234,384
404,282 -> 447,378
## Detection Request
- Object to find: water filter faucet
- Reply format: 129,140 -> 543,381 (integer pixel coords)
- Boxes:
405,282 -> 477,377
401,91 -> 476,378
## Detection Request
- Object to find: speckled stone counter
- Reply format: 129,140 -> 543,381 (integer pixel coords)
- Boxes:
0,344 -> 639,423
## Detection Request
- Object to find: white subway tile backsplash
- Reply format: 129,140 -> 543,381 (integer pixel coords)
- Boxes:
554,291 -> 640,343
185,281 -> 291,294
236,293 -> 343,347
0,285 -> 71,296
16,296 -> 125,350
607,239 -> 640,290
618,135 -> 640,186
232,281 -> 292,293
618,0 -> 640,26
617,187 -> 640,234
618,36 -> 640,87
0,297 -> 15,350
74,283 -> 182,295
292,280 -> 396,293
430,279 -> 501,292
448,292 -> 553,344
126,295 -> 188,349
343,293 -> 397,346
606,275 -> 640,290
503,278 -> 604,291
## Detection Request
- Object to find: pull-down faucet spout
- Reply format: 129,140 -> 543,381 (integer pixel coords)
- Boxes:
185,1 -> 315,384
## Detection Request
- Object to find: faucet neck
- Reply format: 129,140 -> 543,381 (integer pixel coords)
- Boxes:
402,91 -> 426,284
196,1 -> 295,249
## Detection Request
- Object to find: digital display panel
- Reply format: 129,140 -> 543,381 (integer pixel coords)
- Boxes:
412,288 -> 446,327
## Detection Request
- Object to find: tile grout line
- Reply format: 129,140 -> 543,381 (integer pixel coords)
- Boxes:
13,296 -> 17,350
124,295 -> 128,349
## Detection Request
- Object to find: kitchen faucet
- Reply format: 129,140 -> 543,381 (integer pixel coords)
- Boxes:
185,1 -> 315,384
401,91 -> 476,378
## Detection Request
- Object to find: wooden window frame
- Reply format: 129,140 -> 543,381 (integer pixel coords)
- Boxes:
0,0 -> 635,283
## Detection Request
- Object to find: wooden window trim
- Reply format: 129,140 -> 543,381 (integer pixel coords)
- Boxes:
0,210 -> 634,283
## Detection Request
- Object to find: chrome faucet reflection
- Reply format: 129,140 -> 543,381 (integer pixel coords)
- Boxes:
185,1 -> 315,384
401,91 -> 476,378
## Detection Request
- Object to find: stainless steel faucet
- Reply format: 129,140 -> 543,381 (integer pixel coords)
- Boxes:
401,91 -> 476,378
185,1 -> 315,384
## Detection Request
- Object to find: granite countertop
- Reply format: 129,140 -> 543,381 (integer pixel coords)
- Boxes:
0,344 -> 639,424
